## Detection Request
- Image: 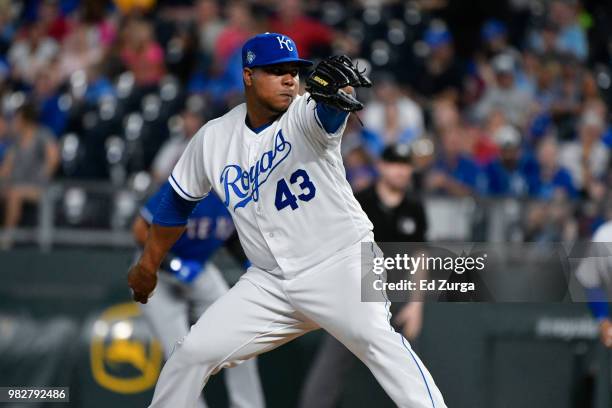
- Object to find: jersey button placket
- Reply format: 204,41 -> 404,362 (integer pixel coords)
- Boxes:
250,140 -> 262,217
248,138 -> 272,250
255,136 -> 279,259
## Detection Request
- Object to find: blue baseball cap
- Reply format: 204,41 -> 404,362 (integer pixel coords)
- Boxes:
241,32 -> 313,69
424,27 -> 452,49
482,19 -> 507,42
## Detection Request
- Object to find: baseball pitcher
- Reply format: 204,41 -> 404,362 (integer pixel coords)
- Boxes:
129,32 -> 447,408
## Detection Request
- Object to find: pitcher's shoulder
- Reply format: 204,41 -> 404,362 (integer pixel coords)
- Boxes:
287,93 -> 308,114
279,93 -> 313,128
207,104 -> 246,131
197,104 -> 247,141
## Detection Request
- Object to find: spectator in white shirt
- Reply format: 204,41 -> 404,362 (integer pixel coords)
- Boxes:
363,74 -> 424,147
560,108 -> 610,195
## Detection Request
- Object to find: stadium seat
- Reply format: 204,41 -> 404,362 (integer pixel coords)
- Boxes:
387,20 -> 407,45
142,94 -> 161,122
124,113 -> 144,142
98,95 -> 118,122
70,70 -> 88,101
167,114 -> 184,138
129,171 -> 153,195
111,190 -> 138,229
62,187 -> 87,226
59,133 -> 80,177
106,135 -> 127,186
370,40 -> 391,66
116,72 -> 135,100
320,2 -> 345,27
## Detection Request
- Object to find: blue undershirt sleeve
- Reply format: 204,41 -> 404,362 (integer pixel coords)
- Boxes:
586,287 -> 610,321
315,103 -> 349,134
153,186 -> 198,226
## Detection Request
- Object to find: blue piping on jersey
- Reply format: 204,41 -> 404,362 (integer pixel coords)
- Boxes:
369,242 -> 436,408
170,174 -> 206,201
401,337 -> 436,408
140,207 -> 154,223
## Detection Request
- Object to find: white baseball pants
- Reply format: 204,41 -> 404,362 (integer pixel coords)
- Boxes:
148,238 -> 447,408
141,263 -> 264,408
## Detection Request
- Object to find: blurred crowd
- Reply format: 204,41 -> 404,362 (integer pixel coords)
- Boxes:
0,0 -> 612,245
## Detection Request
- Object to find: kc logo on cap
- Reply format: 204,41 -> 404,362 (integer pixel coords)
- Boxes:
276,35 -> 293,51
242,32 -> 313,68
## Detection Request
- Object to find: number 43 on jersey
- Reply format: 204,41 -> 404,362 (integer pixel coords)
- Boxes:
275,169 -> 316,211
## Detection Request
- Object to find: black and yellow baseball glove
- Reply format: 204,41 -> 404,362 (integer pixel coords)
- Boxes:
305,55 -> 372,112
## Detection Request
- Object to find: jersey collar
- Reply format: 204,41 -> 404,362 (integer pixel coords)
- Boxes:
245,116 -> 275,134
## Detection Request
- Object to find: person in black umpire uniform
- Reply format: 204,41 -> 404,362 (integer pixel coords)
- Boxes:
298,143 -> 428,408
355,143 -> 427,338
356,143 -> 427,243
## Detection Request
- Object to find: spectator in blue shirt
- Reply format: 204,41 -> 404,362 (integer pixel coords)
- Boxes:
0,115 -> 10,165
426,127 -> 484,196
484,125 -> 535,197
83,64 -> 115,105
0,57 -> 9,83
341,114 -> 385,159
481,19 -> 509,56
550,0 -> 588,61
529,2 -> 587,62
525,136 -> 577,200
32,70 -> 65,137
188,47 -> 244,106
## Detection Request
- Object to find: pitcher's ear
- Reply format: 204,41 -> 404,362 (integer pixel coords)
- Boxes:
243,68 -> 254,87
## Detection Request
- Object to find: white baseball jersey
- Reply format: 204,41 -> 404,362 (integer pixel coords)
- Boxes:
576,220 -> 612,290
169,93 -> 373,274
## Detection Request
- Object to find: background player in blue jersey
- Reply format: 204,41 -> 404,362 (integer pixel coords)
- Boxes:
576,220 -> 612,348
131,181 -> 264,408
